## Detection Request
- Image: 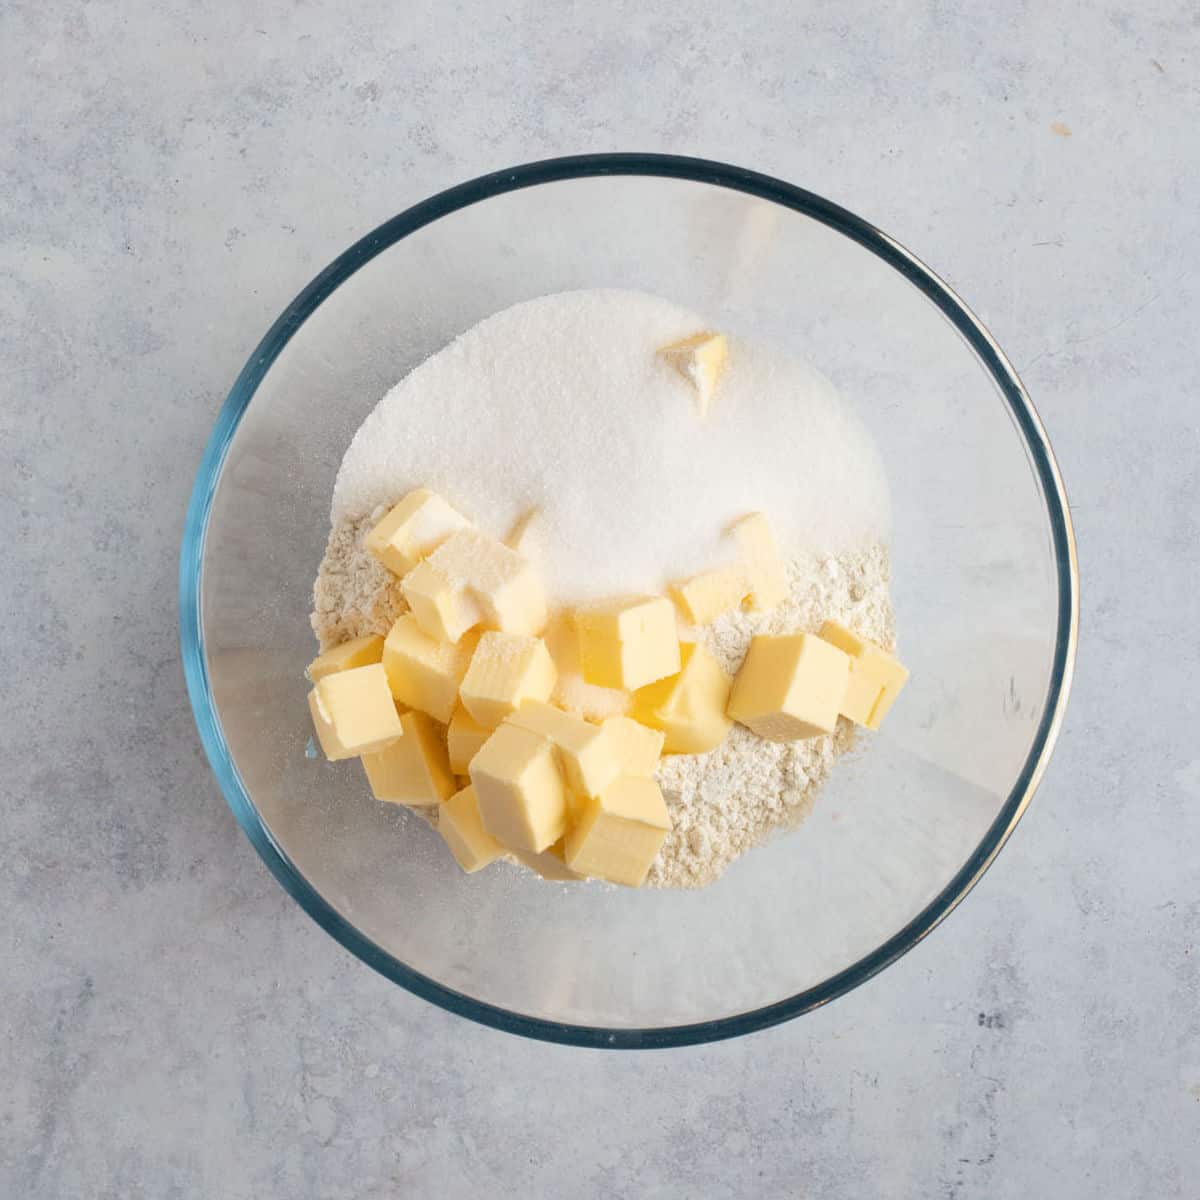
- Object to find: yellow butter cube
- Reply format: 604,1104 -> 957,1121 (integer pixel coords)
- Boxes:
819,620 -> 909,730
543,613 -> 633,721
509,701 -> 622,799
512,838 -> 585,881
437,785 -> 505,874
669,565 -> 748,626
447,704 -> 491,774
564,776 -> 672,888
365,488 -> 471,577
729,512 -> 787,611
306,634 -> 385,683
657,331 -> 728,417
575,594 -> 680,691
469,722 -> 567,853
401,559 -> 483,643
459,632 -> 557,729
307,663 -> 404,761
426,530 -> 547,636
728,632 -> 850,741
601,716 -> 665,778
504,507 -> 541,558
361,710 -> 455,807
382,614 -> 478,724
632,643 -> 733,754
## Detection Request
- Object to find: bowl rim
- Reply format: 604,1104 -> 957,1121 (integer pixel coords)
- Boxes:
180,152 -> 1079,1049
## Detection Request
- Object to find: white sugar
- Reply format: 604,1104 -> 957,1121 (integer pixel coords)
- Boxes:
332,289 -> 888,603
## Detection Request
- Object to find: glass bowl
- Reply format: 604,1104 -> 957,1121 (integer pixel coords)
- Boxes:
180,154 -> 1077,1048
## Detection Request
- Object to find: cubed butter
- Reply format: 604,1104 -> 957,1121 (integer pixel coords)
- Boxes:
437,785 -> 504,874
512,838 -> 585,881
575,594 -> 680,691
544,613 -> 633,721
447,703 -> 492,774
819,620 -> 909,730
729,512 -> 787,611
307,663 -> 404,761
509,701 -> 621,799
657,331 -> 728,417
601,716 -> 665,778
469,722 -> 567,853
564,776 -> 672,888
361,710 -> 455,806
382,614 -> 478,724
727,632 -> 851,741
669,565 -> 748,626
504,507 -> 541,558
426,530 -> 546,636
401,559 -> 483,643
365,488 -> 470,576
459,632 -> 557,728
632,643 -> 733,754
306,634 -> 385,683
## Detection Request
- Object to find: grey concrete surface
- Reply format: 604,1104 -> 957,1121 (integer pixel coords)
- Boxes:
2,2 -> 1197,1197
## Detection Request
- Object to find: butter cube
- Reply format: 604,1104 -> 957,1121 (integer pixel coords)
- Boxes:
459,632 -> 557,728
564,776 -> 671,887
602,716 -> 665,778
728,632 -> 851,741
575,594 -> 680,691
437,785 -> 504,874
382,614 -> 478,723
512,838 -> 585,881
307,663 -> 404,761
427,530 -> 546,636
509,701 -> 622,799
504,507 -> 541,559
632,643 -> 733,754
361,710 -> 455,806
401,560 -> 483,643
447,703 -> 492,774
819,620 -> 909,730
366,488 -> 470,576
669,565 -> 748,626
306,634 -> 385,683
657,331 -> 728,417
544,613 -> 633,721
729,512 -> 787,611
470,722 -> 567,853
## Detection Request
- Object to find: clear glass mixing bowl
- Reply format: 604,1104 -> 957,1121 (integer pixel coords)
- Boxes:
180,154 -> 1078,1047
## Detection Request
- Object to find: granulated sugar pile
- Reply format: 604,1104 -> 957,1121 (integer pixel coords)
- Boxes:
332,289 -> 888,603
313,289 -> 895,889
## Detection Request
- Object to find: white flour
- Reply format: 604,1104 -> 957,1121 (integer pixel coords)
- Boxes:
312,289 -> 896,888
311,513 -> 408,649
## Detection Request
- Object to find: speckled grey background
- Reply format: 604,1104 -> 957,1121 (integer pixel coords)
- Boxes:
3,2 -> 1197,1196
